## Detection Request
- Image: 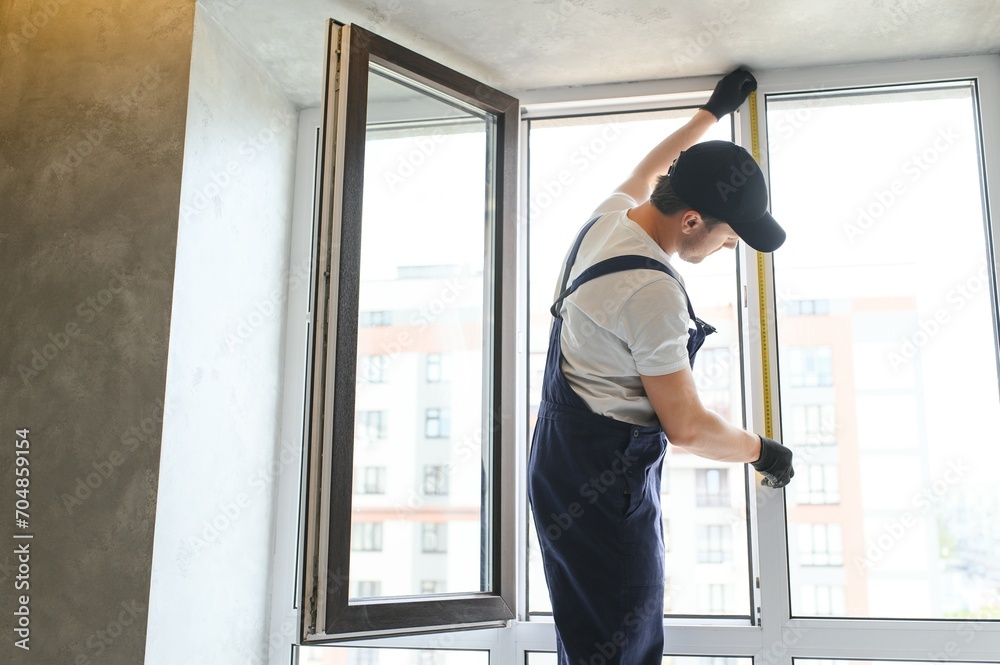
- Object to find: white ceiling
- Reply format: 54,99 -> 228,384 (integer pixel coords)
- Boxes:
201,0 -> 1000,109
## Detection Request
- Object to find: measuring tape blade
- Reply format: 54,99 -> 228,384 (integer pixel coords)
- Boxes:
748,91 -> 774,440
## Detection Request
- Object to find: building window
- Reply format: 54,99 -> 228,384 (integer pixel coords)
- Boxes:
706,584 -> 727,613
355,580 -> 382,598
422,523 -> 448,553
798,523 -> 844,567
357,410 -> 387,440
418,652 -> 442,665
784,346 -> 833,387
800,584 -> 846,616
355,467 -> 387,495
359,310 -> 392,327
696,468 -> 730,507
350,651 -> 378,665
797,465 -> 840,504
786,403 -> 836,446
697,524 -> 733,563
786,299 -> 831,316
424,408 -> 450,438
423,465 -> 449,496
359,355 -> 389,383
352,522 -> 383,552
425,353 -> 444,383
420,580 -> 445,594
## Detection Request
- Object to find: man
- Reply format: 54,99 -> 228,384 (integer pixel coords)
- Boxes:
527,69 -> 795,665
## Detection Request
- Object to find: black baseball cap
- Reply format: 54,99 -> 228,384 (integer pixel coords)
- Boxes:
668,140 -> 786,252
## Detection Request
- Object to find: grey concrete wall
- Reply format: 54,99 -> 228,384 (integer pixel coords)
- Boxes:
144,6 -> 299,664
0,0 -> 196,663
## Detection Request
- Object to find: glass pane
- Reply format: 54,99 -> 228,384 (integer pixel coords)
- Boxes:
527,654 -> 751,665
300,646 -> 489,664
349,64 -> 494,599
768,82 -> 1000,619
526,110 -> 751,616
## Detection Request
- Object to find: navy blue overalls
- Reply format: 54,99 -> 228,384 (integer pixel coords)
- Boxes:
527,215 -> 714,665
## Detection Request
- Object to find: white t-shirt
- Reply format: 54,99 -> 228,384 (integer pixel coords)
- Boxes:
555,193 -> 690,427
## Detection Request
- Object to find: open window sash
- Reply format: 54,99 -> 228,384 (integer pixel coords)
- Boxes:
299,21 -> 518,642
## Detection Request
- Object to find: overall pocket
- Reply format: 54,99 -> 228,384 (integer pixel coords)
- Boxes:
621,432 -> 667,521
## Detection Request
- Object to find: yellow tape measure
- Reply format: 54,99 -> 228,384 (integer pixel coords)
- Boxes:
748,92 -> 774,439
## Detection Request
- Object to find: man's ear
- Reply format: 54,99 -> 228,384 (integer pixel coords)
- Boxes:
680,210 -> 702,234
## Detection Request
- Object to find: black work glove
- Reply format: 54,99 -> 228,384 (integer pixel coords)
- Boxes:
752,435 -> 794,488
702,68 -> 758,119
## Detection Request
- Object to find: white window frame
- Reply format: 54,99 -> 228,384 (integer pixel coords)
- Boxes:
269,55 -> 1000,665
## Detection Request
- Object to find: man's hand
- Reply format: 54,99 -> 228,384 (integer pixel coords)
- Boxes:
752,435 -> 794,488
702,68 -> 758,120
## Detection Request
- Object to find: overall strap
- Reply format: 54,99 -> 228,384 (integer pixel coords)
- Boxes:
550,253 -> 700,324
556,215 -> 604,298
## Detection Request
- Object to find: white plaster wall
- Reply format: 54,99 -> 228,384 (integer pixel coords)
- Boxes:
145,5 -> 299,664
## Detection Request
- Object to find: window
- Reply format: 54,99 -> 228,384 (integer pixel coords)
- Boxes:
694,347 -> 735,422
300,20 -> 517,640
768,76 -> 1000,619
425,353 -> 444,382
289,46 -> 1000,661
799,584 -> 847,617
524,105 -> 751,620
357,410 -> 387,440
785,403 -> 836,446
359,355 -> 389,383
352,522 -> 383,552
423,408 -> 450,439
796,464 -> 840,504
355,580 -> 382,598
422,523 -> 448,553
355,466 -> 386,495
696,468 -> 730,507
705,584 -> 727,613
422,465 -> 449,496
798,523 -> 844,567
358,310 -> 392,327
783,346 -> 833,387
785,299 -> 830,316
352,651 -> 378,665
697,525 -> 733,563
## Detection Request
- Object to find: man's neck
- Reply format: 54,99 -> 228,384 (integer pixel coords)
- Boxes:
627,201 -> 679,255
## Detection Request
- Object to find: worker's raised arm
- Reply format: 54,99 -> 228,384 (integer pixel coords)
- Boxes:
612,69 -> 758,204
